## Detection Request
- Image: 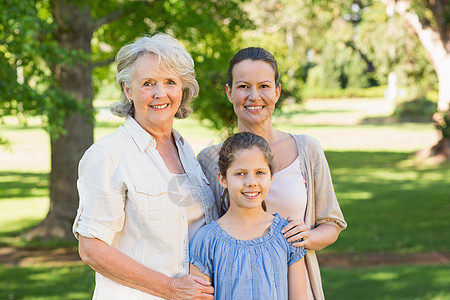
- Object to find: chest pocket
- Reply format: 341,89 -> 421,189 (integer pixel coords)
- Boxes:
134,184 -> 164,220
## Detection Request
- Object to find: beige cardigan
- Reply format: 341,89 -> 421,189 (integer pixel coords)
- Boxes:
197,134 -> 347,300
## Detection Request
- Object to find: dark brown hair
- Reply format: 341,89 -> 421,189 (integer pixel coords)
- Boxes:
227,47 -> 280,88
218,132 -> 274,215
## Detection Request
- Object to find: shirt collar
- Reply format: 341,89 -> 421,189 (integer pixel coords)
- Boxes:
123,115 -> 185,152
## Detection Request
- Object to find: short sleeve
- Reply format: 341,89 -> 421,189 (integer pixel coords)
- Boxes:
72,144 -> 126,245
189,226 -> 214,277
288,244 -> 307,266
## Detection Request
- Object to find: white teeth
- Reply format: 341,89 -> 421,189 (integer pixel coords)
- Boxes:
151,104 -> 168,109
243,192 -> 258,197
246,106 -> 263,110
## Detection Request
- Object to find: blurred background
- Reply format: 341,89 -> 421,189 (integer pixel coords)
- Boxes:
1,0 -> 449,299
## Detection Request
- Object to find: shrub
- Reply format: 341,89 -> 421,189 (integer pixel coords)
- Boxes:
393,97 -> 437,122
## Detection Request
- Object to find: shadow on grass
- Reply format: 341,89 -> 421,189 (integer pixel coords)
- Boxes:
322,264 -> 450,300
325,151 -> 450,254
0,171 -> 48,199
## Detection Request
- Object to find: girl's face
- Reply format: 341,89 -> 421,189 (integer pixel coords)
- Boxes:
218,147 -> 273,211
123,53 -> 183,132
226,59 -> 281,126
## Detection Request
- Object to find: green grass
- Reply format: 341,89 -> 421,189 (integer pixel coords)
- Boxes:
0,264 -> 95,300
322,265 -> 450,300
325,151 -> 450,254
1,264 -> 447,300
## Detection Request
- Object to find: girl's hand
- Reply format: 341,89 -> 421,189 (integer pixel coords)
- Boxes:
282,216 -> 311,248
166,274 -> 214,299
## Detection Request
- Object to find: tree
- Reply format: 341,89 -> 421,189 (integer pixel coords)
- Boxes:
380,0 -> 450,160
380,0 -> 449,111
0,0 -> 251,240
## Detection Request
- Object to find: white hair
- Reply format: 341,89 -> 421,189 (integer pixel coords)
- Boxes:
111,33 -> 199,118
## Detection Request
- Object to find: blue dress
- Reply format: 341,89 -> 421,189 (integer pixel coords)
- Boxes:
189,213 -> 306,300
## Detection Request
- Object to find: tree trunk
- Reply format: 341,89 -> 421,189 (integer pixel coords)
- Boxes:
436,58 -> 450,112
381,0 -> 450,161
25,0 -> 95,241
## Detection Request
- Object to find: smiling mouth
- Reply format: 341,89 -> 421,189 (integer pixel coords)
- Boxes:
245,105 -> 264,111
242,192 -> 260,197
150,104 -> 169,109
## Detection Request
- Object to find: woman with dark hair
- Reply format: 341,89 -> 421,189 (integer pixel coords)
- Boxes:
197,47 -> 347,300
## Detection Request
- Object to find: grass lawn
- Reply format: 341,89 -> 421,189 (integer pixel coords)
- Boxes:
0,264 -> 94,300
1,264 -> 448,300
322,264 -> 450,300
326,151 -> 450,254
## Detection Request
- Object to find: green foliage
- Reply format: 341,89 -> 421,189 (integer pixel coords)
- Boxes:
398,98 -> 438,121
433,111 -> 450,139
355,2 -> 437,90
302,1 -> 438,97
393,97 -> 437,122
0,0 -> 93,138
1,0 -> 253,133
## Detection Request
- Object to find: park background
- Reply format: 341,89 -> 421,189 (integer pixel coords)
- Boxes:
1,0 -> 449,299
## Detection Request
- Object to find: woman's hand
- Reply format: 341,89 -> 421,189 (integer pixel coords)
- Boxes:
282,217 -> 311,248
282,220 -> 341,251
165,274 -> 214,300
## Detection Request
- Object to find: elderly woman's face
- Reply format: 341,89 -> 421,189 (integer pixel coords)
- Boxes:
226,59 -> 281,127
124,53 -> 183,132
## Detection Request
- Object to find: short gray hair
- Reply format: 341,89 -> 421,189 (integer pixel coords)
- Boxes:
110,33 -> 199,119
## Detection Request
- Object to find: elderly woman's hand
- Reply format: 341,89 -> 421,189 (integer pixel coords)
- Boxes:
282,217 -> 311,249
165,274 -> 214,299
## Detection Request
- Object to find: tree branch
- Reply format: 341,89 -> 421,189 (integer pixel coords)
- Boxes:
426,0 -> 450,51
94,10 -> 125,29
380,0 -> 448,65
93,57 -> 115,69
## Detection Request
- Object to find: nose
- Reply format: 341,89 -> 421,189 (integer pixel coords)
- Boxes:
245,174 -> 257,187
153,83 -> 167,99
248,86 -> 260,101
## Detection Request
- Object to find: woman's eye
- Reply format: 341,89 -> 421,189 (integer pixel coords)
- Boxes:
167,80 -> 176,85
237,84 -> 248,89
143,82 -> 153,87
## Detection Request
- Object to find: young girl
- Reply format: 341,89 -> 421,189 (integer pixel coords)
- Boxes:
190,132 -> 307,300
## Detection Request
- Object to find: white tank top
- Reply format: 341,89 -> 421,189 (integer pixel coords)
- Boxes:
265,156 -> 307,220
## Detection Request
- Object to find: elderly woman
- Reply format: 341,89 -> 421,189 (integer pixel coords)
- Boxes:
73,33 -> 217,299
197,47 -> 347,300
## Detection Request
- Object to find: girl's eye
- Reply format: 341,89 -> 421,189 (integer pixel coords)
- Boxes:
256,171 -> 266,175
236,172 -> 245,176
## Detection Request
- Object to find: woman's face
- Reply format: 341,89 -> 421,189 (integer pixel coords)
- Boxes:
226,59 -> 281,127
124,53 -> 183,132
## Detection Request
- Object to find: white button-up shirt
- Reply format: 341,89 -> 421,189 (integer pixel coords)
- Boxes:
73,116 -> 218,299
